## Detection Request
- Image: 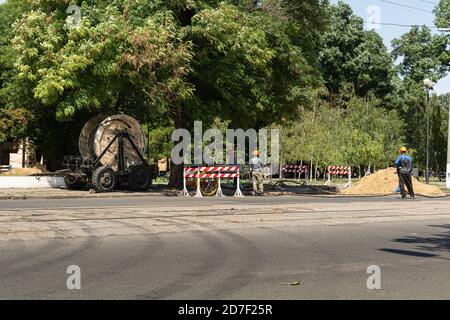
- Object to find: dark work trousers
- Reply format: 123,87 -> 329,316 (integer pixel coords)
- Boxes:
398,172 -> 415,198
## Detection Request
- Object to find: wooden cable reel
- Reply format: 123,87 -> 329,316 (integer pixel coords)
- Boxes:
75,114 -> 150,192
79,114 -> 106,160
93,114 -> 147,170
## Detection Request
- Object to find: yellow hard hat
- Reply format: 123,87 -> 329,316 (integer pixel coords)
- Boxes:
253,150 -> 260,156
400,147 -> 407,153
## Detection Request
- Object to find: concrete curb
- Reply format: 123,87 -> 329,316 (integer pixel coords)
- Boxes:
0,190 -> 340,200
0,191 -> 178,200
0,176 -> 66,189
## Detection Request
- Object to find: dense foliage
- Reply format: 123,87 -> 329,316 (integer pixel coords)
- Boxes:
318,3 -> 395,100
0,0 -> 449,184
280,94 -> 405,173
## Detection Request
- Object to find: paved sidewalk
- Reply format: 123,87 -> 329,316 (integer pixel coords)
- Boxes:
0,187 -> 181,200
0,184 -> 338,200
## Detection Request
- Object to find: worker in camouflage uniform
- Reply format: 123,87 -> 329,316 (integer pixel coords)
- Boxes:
250,150 -> 264,196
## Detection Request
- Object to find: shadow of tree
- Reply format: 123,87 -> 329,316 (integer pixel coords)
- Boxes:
379,224 -> 450,259
379,248 -> 439,258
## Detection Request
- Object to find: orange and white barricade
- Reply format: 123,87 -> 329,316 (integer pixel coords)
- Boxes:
181,166 -> 243,198
325,166 -> 352,188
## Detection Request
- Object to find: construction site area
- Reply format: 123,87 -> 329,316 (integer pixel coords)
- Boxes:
2,0 -> 450,303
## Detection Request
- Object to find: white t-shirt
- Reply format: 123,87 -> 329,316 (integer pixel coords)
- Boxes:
250,156 -> 263,171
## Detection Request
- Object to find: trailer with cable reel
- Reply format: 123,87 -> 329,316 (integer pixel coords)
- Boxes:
63,114 -> 156,193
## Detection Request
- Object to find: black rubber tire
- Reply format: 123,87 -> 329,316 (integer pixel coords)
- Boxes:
128,165 -> 152,192
92,166 -> 117,193
200,179 -> 219,196
64,174 -> 87,190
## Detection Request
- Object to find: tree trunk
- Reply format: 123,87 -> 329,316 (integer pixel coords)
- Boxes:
315,162 -> 318,182
169,160 -> 184,189
168,107 -> 190,189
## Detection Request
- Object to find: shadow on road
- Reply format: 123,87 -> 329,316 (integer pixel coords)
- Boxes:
379,248 -> 438,258
379,224 -> 450,259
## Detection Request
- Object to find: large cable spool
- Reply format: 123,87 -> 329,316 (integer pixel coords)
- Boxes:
79,115 -> 107,159
93,114 -> 147,169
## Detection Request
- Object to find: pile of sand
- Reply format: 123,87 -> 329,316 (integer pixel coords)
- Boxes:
343,168 -> 445,196
1,166 -> 45,176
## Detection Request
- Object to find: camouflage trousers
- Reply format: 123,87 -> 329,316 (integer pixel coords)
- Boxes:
252,171 -> 264,194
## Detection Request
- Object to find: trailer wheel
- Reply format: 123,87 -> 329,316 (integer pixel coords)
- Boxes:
129,165 -> 152,192
199,179 -> 219,196
64,174 -> 87,190
92,166 -> 116,193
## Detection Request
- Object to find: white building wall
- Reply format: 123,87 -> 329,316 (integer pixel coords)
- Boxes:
9,141 -> 37,168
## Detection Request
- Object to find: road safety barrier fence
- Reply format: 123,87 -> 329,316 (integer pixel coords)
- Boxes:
0,165 -> 12,173
280,165 -> 309,184
325,166 -> 352,188
282,165 -> 309,174
181,166 -> 243,198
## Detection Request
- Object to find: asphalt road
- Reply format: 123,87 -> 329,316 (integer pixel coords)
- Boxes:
1,195 -> 450,299
0,193 -> 445,210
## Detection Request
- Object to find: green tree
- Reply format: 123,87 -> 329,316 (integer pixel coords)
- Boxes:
430,93 -> 449,173
2,0 -> 329,183
0,0 -> 30,143
280,93 -> 404,176
318,1 -> 395,101
343,95 -> 404,169
435,0 -> 450,28
392,26 -> 448,83
391,25 -> 449,171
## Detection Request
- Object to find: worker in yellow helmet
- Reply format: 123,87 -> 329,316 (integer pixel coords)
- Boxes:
395,147 -> 415,199
250,150 -> 264,196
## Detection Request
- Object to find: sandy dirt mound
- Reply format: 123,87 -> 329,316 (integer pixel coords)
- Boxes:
343,168 -> 445,196
1,166 -> 45,176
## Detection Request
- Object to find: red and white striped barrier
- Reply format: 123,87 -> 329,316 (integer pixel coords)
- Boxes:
184,173 -> 240,179
280,164 -> 309,184
184,166 -> 239,173
325,166 -> 352,187
327,166 -> 351,175
0,165 -> 12,173
181,166 -> 243,198
282,165 -> 309,174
